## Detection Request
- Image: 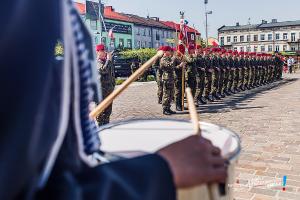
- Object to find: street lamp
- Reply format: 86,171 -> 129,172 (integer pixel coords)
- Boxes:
205,10 -> 212,47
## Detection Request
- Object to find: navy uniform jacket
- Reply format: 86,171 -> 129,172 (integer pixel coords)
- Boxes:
0,0 -> 175,199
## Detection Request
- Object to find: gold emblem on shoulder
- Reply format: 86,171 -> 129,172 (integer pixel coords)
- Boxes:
55,41 -> 64,57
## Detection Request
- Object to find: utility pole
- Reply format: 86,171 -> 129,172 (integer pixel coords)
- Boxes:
204,0 -> 212,47
248,17 -> 251,52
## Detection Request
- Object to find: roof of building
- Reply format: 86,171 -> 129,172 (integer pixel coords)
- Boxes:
219,19 -> 300,32
218,24 -> 258,32
258,20 -> 300,28
122,14 -> 173,30
104,6 -> 133,22
161,21 -> 200,34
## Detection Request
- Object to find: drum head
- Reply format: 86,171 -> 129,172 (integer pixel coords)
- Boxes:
99,119 -> 241,160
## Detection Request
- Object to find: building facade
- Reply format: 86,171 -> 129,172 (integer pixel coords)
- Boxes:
124,15 -> 176,49
161,21 -> 201,48
218,19 -> 300,53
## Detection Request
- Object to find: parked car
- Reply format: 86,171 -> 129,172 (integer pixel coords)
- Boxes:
113,53 -> 135,78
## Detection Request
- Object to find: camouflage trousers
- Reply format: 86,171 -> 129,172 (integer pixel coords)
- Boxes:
174,72 -> 183,107
162,80 -> 174,110
195,69 -> 205,100
96,87 -> 114,126
240,67 -> 246,87
186,76 -> 197,98
228,69 -> 235,90
244,67 -> 251,87
212,68 -> 221,94
223,68 -> 230,91
233,68 -> 240,89
156,70 -> 163,102
205,70 -> 213,97
218,69 -> 225,94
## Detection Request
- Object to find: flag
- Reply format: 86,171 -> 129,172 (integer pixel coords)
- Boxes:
108,28 -> 114,39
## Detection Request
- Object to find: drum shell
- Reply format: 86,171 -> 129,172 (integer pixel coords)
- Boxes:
99,119 -> 241,200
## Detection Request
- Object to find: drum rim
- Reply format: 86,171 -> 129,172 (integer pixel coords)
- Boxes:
99,118 -> 241,161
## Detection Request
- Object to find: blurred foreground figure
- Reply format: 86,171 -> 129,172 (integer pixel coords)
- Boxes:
0,0 -> 226,199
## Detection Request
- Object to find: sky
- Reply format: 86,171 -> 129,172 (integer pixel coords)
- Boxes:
101,0 -> 300,38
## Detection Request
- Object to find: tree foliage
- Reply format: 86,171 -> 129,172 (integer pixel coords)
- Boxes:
120,48 -> 157,63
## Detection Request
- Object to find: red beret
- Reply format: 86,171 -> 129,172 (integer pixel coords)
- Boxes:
158,46 -> 164,51
221,49 -> 227,54
96,44 -> 105,52
227,50 -> 233,54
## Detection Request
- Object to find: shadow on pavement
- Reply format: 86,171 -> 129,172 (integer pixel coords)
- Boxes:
175,78 -> 298,115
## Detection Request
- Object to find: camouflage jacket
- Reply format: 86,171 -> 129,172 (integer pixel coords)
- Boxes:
186,55 -> 198,79
160,56 -> 175,81
97,59 -> 115,90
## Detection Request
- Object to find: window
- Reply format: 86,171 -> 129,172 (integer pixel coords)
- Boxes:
149,42 -> 152,48
291,33 -> 296,42
240,47 -> 244,52
127,39 -> 132,49
240,35 -> 244,42
136,28 -> 140,35
247,46 -> 251,52
155,31 -> 160,41
191,33 -> 195,41
283,33 -> 288,40
268,34 -> 273,41
291,46 -> 296,51
233,36 -> 237,43
260,34 -> 265,41
233,47 -> 237,51
220,37 -> 224,46
143,28 -> 146,36
247,35 -> 250,42
275,33 -> 280,40
227,36 -> 231,43
90,20 -> 98,30
110,38 -> 116,48
254,35 -> 258,41
268,45 -> 272,52
101,37 -> 106,46
149,29 -> 152,37
119,38 -> 124,48
261,46 -> 265,52
254,46 -> 258,52
136,41 -> 141,48
162,31 -> 165,38
275,45 -> 280,52
283,45 -> 287,51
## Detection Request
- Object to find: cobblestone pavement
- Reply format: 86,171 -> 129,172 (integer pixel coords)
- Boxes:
111,72 -> 300,200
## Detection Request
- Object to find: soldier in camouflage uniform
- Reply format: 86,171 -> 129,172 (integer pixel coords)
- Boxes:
223,50 -> 232,96
239,52 -> 246,91
186,45 -> 198,99
244,52 -> 251,90
211,48 -> 221,100
218,49 -> 227,98
173,46 -> 186,111
274,52 -> 284,80
160,46 -> 176,115
95,44 -> 115,126
154,57 -> 163,104
194,45 -> 207,104
232,51 -> 240,93
204,48 -> 214,102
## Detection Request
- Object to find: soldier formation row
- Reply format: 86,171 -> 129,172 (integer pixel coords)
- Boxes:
156,46 -> 285,115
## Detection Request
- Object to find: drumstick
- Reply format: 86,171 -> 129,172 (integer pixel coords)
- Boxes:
185,88 -> 201,135
89,50 -> 164,119
185,88 -> 218,200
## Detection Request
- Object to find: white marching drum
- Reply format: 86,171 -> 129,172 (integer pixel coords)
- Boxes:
99,119 -> 241,200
